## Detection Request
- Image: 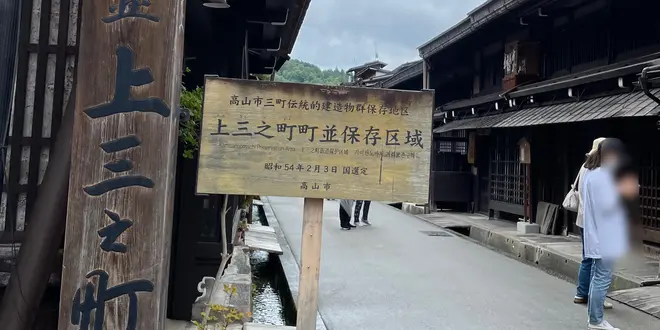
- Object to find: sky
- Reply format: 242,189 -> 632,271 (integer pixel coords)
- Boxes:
291,0 -> 487,71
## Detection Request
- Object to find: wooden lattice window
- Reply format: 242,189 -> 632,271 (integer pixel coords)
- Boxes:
639,151 -> 660,232
437,141 -> 453,153
0,0 -> 81,244
490,134 -> 526,206
434,130 -> 468,172
613,0 -> 660,59
570,5 -> 609,71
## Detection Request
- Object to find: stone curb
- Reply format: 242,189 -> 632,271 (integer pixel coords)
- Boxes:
423,217 -> 660,319
465,225 -> 642,292
386,205 -> 645,292
260,197 -> 329,330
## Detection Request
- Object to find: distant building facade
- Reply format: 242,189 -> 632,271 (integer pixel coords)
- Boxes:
384,0 -> 660,246
343,60 -> 392,87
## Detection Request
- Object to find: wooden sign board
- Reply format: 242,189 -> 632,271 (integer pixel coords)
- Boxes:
58,1 -> 184,330
467,132 -> 476,164
519,137 -> 531,164
197,77 -> 434,204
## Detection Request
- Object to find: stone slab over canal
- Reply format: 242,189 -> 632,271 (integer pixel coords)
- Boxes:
264,197 -> 660,330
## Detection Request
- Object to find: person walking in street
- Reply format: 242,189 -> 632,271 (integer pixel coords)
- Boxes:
580,138 -> 630,330
339,199 -> 356,230
353,200 -> 372,226
572,137 -> 614,310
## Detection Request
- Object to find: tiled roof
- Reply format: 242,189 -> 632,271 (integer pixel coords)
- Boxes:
434,89 -> 660,133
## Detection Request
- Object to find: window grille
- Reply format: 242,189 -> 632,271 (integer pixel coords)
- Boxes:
490,135 -> 526,206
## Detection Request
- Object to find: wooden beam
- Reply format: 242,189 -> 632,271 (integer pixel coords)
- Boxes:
248,38 -> 283,52
246,8 -> 289,25
0,248 -> 63,274
422,59 -> 430,90
0,231 -> 25,244
423,59 -> 436,213
57,1 -> 185,329
642,229 -> 660,246
429,137 -> 437,213
296,198 -> 324,330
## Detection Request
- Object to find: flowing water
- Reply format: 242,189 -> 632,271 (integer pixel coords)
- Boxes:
250,205 -> 296,326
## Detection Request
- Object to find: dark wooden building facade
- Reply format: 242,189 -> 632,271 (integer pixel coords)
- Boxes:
0,0 -> 309,327
402,0 -> 660,245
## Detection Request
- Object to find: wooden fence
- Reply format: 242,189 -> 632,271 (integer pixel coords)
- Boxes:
0,0 -> 81,270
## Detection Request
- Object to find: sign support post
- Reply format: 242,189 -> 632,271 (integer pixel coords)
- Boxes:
296,197 -> 324,330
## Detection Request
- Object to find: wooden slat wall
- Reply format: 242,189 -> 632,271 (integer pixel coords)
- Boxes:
543,0 -> 660,79
490,131 -> 525,209
627,120 -> 660,245
0,0 -> 81,245
638,151 -> 660,243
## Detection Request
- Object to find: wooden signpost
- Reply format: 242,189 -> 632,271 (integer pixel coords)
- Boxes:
197,77 -> 434,329
519,138 -> 532,222
58,1 -> 184,330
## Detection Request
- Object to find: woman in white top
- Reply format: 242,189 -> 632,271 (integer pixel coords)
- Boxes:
573,138 -> 613,309
581,138 -> 630,330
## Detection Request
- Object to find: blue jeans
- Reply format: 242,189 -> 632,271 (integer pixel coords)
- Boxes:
588,259 -> 614,324
576,228 -> 592,298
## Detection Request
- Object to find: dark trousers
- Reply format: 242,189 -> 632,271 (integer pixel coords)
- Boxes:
339,206 -> 351,227
354,200 -> 371,221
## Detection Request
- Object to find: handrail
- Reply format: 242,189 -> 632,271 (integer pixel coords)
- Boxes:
639,64 -> 660,106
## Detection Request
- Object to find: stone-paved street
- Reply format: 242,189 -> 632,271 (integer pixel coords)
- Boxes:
267,197 -> 658,330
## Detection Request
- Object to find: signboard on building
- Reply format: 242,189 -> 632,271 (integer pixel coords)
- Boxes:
467,132 -> 476,164
197,77 -> 434,203
518,137 -> 531,164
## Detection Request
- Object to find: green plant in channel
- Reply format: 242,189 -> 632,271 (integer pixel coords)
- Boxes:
250,283 -> 257,308
191,284 -> 252,330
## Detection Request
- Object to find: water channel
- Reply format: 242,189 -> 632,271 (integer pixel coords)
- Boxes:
249,204 -> 296,326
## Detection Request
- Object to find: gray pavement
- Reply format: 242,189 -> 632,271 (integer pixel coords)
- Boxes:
266,197 -> 659,330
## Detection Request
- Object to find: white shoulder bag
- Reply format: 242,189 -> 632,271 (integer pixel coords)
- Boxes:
562,170 -> 581,212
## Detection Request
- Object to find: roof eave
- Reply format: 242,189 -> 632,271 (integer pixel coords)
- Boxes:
417,17 -> 471,54
282,0 -> 312,56
382,61 -> 423,88
434,88 -> 660,133
437,53 -> 660,111
347,60 -> 388,73
418,0 -> 532,59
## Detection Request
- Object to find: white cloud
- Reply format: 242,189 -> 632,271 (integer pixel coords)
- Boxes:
327,37 -> 343,47
291,0 -> 487,70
